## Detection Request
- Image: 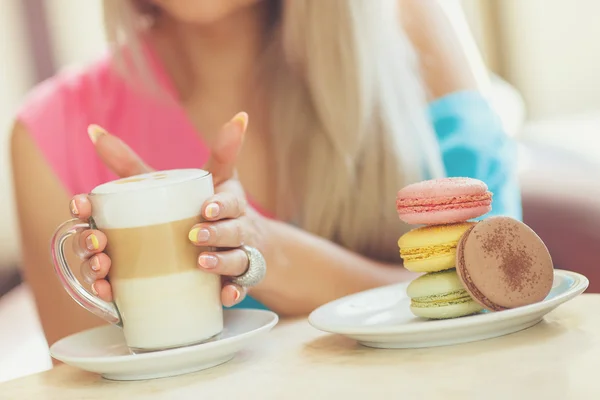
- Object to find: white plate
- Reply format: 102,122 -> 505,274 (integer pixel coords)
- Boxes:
308,269 -> 588,349
50,309 -> 278,381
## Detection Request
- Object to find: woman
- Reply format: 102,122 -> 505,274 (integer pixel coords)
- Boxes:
11,0 -> 521,347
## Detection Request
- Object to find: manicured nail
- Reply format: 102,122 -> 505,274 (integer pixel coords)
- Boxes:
199,254 -> 218,269
90,256 -> 100,272
189,228 -> 210,243
87,124 -> 107,144
232,286 -> 241,302
231,112 -> 248,132
197,229 -> 210,242
86,234 -> 99,250
205,203 -> 220,219
188,228 -> 198,242
69,200 -> 79,216
91,283 -> 98,296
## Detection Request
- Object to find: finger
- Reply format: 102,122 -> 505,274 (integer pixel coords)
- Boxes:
70,194 -> 92,220
202,112 -> 247,185
197,249 -> 248,277
80,253 -> 112,284
88,124 -> 154,178
201,190 -> 246,221
91,279 -> 113,302
213,178 -> 246,197
189,219 -> 246,248
75,229 -> 107,257
221,283 -> 247,307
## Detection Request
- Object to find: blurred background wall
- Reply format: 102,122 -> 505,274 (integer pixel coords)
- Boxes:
0,0 -> 34,272
464,0 -> 600,119
45,0 -> 107,67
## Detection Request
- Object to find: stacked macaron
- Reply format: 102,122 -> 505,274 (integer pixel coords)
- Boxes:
455,216 -> 554,312
396,177 -> 554,320
396,177 -> 493,319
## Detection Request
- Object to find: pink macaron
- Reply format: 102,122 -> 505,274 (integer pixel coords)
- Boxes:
396,177 -> 492,225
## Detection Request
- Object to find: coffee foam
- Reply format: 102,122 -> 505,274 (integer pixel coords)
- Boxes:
90,169 -> 213,229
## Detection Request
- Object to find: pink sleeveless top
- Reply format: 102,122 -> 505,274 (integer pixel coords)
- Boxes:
17,47 -> 271,216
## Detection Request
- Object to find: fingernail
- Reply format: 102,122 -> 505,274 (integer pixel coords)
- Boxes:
197,228 -> 210,242
91,283 -> 98,296
205,203 -> 220,219
189,228 -> 210,243
69,200 -> 79,216
230,112 -> 248,132
87,124 -> 107,144
199,254 -> 218,269
90,256 -> 100,271
188,228 -> 199,242
232,286 -> 241,302
86,234 -> 99,250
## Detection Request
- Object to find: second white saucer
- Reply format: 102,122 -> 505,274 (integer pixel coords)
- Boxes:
308,269 -> 588,349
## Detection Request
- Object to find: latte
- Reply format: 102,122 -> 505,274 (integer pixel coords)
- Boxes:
86,169 -> 223,351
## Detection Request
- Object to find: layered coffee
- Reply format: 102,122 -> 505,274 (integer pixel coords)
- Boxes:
89,169 -> 222,351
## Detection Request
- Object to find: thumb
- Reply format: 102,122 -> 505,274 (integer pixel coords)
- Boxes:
203,112 -> 248,185
88,125 -> 154,178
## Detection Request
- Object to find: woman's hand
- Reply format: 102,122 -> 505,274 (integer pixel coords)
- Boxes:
70,112 -> 255,307
188,177 -> 267,305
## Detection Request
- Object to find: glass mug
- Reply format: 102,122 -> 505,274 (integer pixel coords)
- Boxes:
50,169 -> 223,352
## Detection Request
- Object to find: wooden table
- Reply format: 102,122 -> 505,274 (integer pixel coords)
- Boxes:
2,295 -> 599,399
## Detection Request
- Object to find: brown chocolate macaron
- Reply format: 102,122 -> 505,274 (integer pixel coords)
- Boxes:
456,216 -> 554,311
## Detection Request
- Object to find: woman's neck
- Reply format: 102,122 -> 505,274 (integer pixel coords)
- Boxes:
152,2 -> 275,102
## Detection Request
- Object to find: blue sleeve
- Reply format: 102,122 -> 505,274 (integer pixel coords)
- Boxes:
428,91 -> 523,221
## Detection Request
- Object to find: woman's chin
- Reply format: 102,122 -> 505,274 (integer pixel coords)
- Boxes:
154,0 -> 263,26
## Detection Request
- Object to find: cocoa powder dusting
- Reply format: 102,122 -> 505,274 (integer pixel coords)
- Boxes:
481,224 -> 534,291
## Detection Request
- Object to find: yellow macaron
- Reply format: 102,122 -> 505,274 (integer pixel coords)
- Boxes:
407,269 -> 483,319
398,222 -> 475,272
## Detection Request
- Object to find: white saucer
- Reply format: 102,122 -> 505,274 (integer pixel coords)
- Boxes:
50,309 -> 278,381
308,269 -> 588,349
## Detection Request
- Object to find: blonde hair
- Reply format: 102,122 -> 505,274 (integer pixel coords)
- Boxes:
102,0 -> 445,262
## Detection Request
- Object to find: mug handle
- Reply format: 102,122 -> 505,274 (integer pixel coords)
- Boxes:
50,218 -> 122,326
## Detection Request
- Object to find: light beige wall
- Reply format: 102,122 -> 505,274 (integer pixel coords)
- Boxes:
45,0 -> 106,68
0,0 -> 35,269
498,0 -> 600,119
461,0 -> 500,72
465,0 -> 600,120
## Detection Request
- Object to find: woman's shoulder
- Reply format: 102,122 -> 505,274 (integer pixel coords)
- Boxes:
14,54 -> 134,194
17,54 -> 126,129
14,51 -> 197,195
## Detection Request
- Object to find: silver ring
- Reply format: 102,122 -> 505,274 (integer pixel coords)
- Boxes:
231,245 -> 267,288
